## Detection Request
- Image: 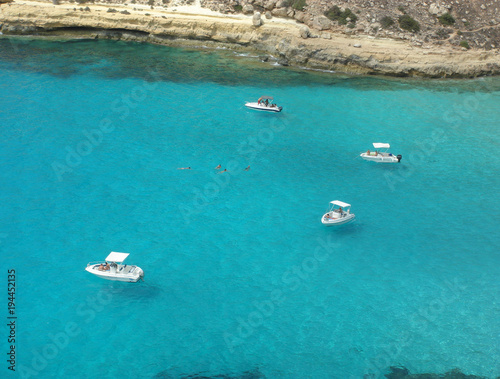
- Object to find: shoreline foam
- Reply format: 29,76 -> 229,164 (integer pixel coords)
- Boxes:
1,0 -> 499,78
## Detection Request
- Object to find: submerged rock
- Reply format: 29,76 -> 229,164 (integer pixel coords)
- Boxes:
154,367 -> 265,378
385,366 -> 488,379
277,57 -> 289,66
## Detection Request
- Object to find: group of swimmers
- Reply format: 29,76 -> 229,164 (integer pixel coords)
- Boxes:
215,164 -> 250,173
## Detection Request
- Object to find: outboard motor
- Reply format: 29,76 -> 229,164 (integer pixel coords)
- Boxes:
397,154 -> 402,163
137,268 -> 144,281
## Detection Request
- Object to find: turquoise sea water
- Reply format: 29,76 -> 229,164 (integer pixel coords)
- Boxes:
1,38 -> 499,378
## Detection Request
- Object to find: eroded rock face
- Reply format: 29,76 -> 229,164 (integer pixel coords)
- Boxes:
253,12 -> 262,26
312,15 -> 332,31
271,7 -> 288,18
300,25 -> 310,38
264,0 -> 276,11
201,0 -> 500,51
429,3 -> 448,17
242,4 -> 254,14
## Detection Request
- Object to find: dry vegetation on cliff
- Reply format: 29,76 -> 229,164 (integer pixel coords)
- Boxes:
199,0 -> 500,51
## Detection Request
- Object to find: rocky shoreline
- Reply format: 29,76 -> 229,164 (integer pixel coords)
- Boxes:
1,0 -> 500,77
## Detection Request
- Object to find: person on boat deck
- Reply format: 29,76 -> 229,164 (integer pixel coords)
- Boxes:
265,99 -> 269,106
338,207 -> 343,213
98,263 -> 105,271
366,149 -> 370,155
104,263 -> 110,271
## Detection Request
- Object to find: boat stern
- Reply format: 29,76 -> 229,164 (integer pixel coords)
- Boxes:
136,268 -> 144,281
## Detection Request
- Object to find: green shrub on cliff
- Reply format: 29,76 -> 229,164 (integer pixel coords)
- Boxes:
233,4 -> 242,12
460,40 -> 470,49
324,5 -> 341,20
380,16 -> 394,29
324,6 -> 358,25
398,14 -> 420,33
438,12 -> 455,26
435,28 -> 451,39
285,0 -> 307,11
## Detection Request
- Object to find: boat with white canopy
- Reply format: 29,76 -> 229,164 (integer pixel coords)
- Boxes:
245,96 -> 282,112
85,252 -> 144,282
360,143 -> 402,163
321,200 -> 355,226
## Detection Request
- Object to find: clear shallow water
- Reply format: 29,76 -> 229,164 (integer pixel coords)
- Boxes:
1,38 -> 499,378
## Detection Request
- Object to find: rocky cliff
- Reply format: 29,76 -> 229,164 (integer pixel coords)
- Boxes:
203,0 -> 500,51
0,0 -> 499,77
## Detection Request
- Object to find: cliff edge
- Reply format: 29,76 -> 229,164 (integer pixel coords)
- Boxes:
0,0 -> 499,77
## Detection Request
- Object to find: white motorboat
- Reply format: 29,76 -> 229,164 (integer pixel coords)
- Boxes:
85,252 -> 144,283
360,143 -> 402,163
321,200 -> 355,226
245,96 -> 282,112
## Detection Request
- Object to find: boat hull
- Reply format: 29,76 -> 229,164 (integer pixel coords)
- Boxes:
245,102 -> 282,112
321,213 -> 355,226
360,153 -> 400,163
85,265 -> 143,283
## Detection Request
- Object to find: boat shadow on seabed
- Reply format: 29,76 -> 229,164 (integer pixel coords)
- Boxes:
96,281 -> 163,301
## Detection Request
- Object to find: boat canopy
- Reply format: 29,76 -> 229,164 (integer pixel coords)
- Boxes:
373,143 -> 390,149
258,96 -> 274,101
105,252 -> 129,263
330,200 -> 351,208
